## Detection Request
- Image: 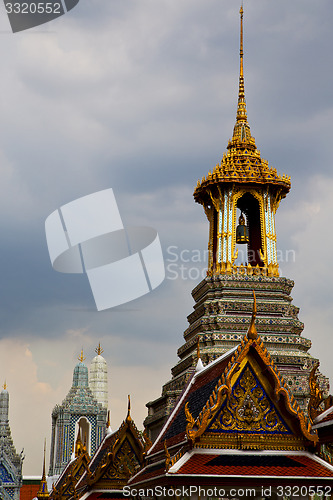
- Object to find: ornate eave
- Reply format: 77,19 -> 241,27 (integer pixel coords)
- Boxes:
50,450 -> 90,500
86,415 -> 147,489
75,404 -> 150,496
194,150 -> 291,207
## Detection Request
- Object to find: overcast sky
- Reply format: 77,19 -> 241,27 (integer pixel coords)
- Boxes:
0,0 -> 332,475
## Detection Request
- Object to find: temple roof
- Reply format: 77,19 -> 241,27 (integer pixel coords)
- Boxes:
133,294 -> 319,487
313,406 -> 333,430
168,450 -> 333,479
74,403 -> 148,496
147,348 -> 237,455
50,443 -> 90,500
146,324 -> 316,459
131,450 -> 333,485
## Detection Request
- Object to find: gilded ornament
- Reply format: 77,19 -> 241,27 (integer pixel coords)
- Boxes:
308,363 -> 333,423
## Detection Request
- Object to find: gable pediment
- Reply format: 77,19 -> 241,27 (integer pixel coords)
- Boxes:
0,462 -> 16,484
207,363 -> 291,435
184,333 -> 317,450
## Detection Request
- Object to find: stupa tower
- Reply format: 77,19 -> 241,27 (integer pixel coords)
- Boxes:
145,7 -> 329,441
48,350 -> 107,477
89,343 -> 108,409
0,383 -> 23,500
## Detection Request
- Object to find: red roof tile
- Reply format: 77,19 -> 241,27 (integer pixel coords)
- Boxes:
20,483 -> 40,500
175,453 -> 333,478
84,493 -> 124,500
130,463 -> 166,484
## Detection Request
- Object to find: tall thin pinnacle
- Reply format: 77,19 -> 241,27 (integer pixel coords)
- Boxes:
236,5 -> 248,123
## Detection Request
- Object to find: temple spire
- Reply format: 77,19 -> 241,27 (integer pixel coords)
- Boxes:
37,440 -> 49,499
127,394 -> 131,419
236,5 -> 248,124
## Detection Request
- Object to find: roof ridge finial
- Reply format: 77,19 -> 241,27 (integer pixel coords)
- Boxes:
78,349 -> 86,363
95,342 -> 104,355
127,394 -> 131,421
236,4 -> 248,124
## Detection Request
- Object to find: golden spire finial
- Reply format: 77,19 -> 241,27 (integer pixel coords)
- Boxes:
37,439 -> 49,499
127,394 -> 131,421
236,4 -> 247,123
3,381 -> 6,390
95,343 -> 104,355
239,5 -> 244,78
248,290 -> 258,340
78,349 -> 86,363
42,439 -> 46,481
106,410 -> 111,428
75,427 -> 83,457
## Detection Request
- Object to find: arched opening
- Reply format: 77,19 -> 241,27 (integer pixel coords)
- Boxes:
237,193 -> 264,267
75,417 -> 91,455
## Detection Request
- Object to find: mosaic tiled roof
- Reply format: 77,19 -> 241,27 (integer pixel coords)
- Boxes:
147,349 -> 237,455
52,361 -> 103,416
20,483 -> 40,500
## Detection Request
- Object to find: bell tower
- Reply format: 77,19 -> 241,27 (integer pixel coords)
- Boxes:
144,7 -> 329,442
194,7 -> 290,276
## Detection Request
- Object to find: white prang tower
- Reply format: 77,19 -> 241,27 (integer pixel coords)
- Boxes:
89,344 -> 109,410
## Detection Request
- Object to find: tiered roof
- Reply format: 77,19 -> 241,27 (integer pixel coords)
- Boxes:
131,294 -> 333,487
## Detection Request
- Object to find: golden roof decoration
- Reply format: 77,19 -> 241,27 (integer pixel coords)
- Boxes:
37,439 -> 49,500
95,343 -> 104,355
78,349 -> 86,363
194,6 -> 291,203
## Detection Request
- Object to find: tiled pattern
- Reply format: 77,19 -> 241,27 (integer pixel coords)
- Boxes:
177,453 -> 333,477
